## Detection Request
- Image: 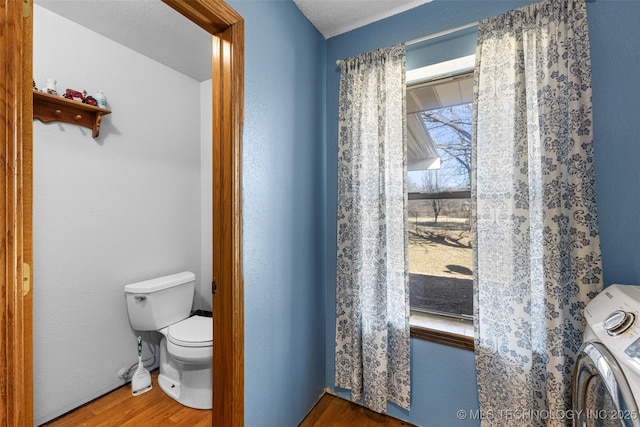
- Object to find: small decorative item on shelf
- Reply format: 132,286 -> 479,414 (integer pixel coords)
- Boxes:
94,90 -> 107,109
33,79 -> 38,91
63,88 -> 85,102
61,89 -> 98,106
84,96 -> 97,106
46,78 -> 57,95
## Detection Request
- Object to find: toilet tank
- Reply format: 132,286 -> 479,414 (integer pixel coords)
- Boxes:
124,271 -> 196,331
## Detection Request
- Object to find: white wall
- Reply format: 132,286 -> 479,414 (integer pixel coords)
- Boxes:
33,6 -> 204,424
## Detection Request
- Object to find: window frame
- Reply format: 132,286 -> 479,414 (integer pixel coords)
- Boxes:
406,63 -> 475,350
410,312 -> 474,350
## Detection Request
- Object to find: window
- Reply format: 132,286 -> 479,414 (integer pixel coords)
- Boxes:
406,64 -> 474,348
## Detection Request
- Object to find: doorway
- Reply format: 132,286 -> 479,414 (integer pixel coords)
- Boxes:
0,0 -> 244,425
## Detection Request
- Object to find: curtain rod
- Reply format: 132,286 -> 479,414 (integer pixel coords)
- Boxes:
404,0 -> 595,48
335,21 -> 478,66
405,0 -> 595,47
405,21 -> 478,47
335,0 -> 595,66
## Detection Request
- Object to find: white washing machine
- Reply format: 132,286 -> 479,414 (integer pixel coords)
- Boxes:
574,284 -> 640,427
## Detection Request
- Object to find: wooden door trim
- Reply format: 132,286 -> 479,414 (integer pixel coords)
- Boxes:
2,0 -> 243,425
161,1 -> 245,425
158,1 -> 246,425
163,0 -> 242,33
2,0 -> 34,424
208,20 -> 245,427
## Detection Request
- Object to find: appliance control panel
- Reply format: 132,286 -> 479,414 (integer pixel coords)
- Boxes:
585,284 -> 640,363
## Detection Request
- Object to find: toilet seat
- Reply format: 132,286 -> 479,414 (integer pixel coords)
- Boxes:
167,315 -> 212,348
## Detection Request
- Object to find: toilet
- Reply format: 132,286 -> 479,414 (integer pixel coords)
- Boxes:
124,271 -> 212,409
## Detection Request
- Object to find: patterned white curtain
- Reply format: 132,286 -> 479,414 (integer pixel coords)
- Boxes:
335,44 -> 410,414
472,0 -> 602,425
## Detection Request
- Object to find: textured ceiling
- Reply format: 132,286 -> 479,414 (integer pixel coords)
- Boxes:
293,0 -> 433,39
35,0 -> 433,81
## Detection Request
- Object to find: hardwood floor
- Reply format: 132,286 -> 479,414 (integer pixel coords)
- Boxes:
300,394 -> 416,427
42,371 -> 211,426
43,372 -> 414,427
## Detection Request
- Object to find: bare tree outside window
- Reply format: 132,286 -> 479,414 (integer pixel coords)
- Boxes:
422,104 -> 472,188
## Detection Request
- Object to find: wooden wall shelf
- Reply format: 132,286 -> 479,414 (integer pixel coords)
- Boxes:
33,90 -> 111,138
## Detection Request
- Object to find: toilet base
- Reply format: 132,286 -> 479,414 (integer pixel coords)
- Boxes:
158,370 -> 212,410
158,373 -> 182,401
158,336 -> 212,410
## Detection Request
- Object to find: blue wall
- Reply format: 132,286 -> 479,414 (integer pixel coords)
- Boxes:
588,0 -> 640,287
228,1 -> 327,425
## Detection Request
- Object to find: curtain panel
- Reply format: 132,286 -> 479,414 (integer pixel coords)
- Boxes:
335,44 -> 410,414
472,0 -> 602,425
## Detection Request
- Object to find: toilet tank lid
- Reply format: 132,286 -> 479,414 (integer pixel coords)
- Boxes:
124,271 -> 195,294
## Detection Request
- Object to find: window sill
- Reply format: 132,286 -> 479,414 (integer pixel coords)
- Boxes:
410,311 -> 474,351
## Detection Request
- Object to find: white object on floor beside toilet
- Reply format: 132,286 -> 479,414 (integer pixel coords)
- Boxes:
131,336 -> 152,396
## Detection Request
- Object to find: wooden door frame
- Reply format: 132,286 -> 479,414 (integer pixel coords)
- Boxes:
1,0 -> 244,425
2,0 -> 33,424
163,1 -> 245,425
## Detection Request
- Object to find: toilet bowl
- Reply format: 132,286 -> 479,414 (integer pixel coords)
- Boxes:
158,315 -> 212,409
124,272 -> 213,409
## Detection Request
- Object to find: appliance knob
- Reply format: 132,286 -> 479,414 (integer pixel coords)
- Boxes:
604,309 -> 636,336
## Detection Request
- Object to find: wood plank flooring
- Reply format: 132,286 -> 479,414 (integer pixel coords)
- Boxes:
300,394 -> 416,427
43,371 -> 414,427
42,371 -> 211,426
